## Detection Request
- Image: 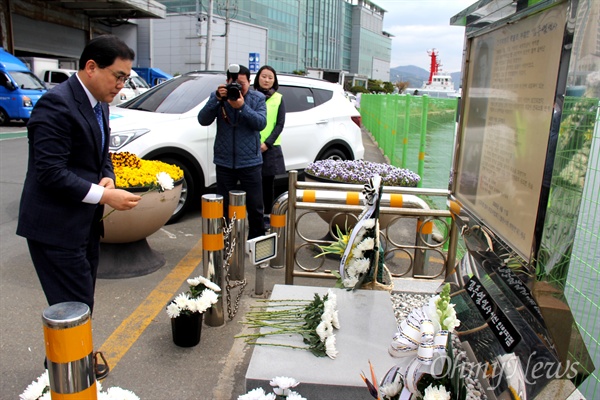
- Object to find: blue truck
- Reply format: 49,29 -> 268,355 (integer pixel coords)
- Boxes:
132,67 -> 173,87
0,48 -> 47,125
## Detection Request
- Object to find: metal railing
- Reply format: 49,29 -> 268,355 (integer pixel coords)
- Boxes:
268,171 -> 456,285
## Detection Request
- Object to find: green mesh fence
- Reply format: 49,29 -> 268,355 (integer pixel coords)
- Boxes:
361,93 -> 462,254
560,97 -> 599,399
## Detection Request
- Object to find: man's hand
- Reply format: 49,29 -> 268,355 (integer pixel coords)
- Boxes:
228,95 -> 245,109
98,177 -> 115,190
100,188 -> 142,211
260,143 -> 268,152
216,85 -> 227,101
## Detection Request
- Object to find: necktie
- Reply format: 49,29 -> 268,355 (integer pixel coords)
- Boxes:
94,102 -> 105,151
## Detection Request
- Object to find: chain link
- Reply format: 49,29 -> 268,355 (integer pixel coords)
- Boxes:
222,213 -> 246,320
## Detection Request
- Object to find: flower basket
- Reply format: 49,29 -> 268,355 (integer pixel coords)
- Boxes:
166,274 -> 220,347
304,160 -> 420,231
171,311 -> 203,347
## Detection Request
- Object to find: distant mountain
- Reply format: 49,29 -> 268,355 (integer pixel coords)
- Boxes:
389,65 -> 462,90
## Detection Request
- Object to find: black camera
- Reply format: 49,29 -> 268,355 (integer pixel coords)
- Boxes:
226,64 -> 242,100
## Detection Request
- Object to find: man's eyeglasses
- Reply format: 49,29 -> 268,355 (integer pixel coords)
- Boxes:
105,67 -> 130,84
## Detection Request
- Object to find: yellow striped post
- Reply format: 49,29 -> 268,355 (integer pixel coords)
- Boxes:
202,194 -> 225,327
229,190 -> 246,281
42,302 -> 97,399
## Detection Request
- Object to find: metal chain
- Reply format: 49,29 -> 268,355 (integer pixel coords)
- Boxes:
222,214 -> 246,320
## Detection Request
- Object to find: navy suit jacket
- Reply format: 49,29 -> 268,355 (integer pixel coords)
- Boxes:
17,74 -> 114,249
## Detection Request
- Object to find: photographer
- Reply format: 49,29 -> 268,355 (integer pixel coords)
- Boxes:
198,64 -> 267,239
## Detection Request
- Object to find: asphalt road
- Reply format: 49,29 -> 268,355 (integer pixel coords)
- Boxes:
1,123 -> 385,399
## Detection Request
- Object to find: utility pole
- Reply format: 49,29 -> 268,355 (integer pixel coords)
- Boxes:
224,0 -> 230,69
206,0 -> 213,70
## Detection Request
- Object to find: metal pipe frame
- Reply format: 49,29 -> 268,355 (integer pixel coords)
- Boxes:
272,171 -> 458,285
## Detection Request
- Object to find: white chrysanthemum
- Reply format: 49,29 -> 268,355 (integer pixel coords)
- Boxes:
442,308 -> 460,331
97,392 -> 112,400
380,380 -> 403,398
331,309 -> 340,329
343,275 -> 359,288
204,280 -> 221,292
351,248 -> 364,260
38,393 -> 51,400
270,376 -> 300,390
326,290 -> 337,308
351,257 -> 370,274
156,172 -> 175,191
346,263 -> 359,279
239,387 -> 277,400
287,391 -> 307,400
174,292 -> 190,307
325,334 -> 338,359
105,387 -> 141,400
166,302 -> 181,318
356,237 -> 375,252
423,384 -> 451,400
316,320 -> 333,341
201,289 -> 219,305
362,218 -> 375,229
20,379 -> 45,400
20,370 -> 51,400
321,308 -> 333,324
186,276 -> 202,286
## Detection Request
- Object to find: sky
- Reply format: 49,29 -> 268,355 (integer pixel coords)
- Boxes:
375,0 -> 477,73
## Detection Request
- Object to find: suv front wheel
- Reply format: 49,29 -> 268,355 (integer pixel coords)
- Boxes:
317,147 -> 348,162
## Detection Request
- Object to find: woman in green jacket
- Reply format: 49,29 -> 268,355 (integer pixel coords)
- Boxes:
253,65 -> 286,229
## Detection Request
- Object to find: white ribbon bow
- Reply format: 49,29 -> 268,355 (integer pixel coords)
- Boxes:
388,306 -> 449,393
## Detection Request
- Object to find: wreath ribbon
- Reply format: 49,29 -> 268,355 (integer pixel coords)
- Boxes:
388,306 -> 450,393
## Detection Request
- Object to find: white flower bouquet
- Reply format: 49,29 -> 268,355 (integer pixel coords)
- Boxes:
236,290 -> 340,359
166,274 -> 221,318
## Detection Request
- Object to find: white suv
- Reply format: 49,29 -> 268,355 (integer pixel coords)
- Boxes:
108,72 -> 364,222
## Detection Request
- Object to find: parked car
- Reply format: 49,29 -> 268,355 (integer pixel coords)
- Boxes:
110,70 -> 151,106
41,68 -> 77,89
108,71 -> 364,222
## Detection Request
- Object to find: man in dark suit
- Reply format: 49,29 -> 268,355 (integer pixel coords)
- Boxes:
16,35 -> 142,379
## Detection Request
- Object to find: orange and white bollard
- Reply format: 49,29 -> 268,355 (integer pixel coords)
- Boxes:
202,194 -> 225,327
42,301 -> 97,399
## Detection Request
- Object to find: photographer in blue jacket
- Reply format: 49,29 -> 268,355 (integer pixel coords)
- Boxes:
198,64 -> 267,239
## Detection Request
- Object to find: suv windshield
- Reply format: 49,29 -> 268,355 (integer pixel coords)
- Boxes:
11,71 -> 46,90
121,73 -> 225,114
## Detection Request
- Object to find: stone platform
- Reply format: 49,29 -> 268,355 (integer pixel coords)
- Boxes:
245,285 -> 398,399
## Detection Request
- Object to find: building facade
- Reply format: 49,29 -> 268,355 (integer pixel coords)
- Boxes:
153,0 -> 391,84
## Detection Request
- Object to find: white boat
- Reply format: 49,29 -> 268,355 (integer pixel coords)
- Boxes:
405,49 -> 461,98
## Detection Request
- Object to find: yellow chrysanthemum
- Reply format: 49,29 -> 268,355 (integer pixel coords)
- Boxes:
109,152 -> 184,189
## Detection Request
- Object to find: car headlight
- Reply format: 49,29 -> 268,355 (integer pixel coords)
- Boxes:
23,96 -> 32,107
109,129 -> 150,150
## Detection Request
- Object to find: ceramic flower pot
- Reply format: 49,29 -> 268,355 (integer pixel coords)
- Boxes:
171,312 -> 203,347
101,180 -> 183,243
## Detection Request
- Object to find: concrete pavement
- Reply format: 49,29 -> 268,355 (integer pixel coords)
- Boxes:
0,124 -> 389,399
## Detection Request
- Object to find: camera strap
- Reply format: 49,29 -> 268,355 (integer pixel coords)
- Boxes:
221,104 -> 239,127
